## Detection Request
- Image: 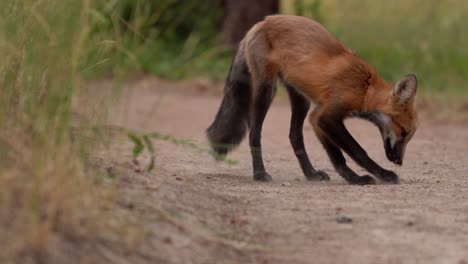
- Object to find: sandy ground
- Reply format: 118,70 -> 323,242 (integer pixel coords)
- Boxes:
98,78 -> 468,264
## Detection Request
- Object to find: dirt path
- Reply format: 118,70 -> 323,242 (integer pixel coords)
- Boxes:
103,79 -> 468,264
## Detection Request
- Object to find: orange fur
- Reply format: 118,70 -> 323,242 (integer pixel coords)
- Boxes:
244,15 -> 417,144
207,15 -> 418,183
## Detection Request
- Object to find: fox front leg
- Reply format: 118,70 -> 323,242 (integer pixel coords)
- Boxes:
310,109 -> 375,185
316,111 -> 400,184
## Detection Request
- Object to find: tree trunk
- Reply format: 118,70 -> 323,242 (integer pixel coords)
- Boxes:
221,0 -> 279,48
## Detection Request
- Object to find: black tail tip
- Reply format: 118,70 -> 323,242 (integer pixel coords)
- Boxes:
206,126 -> 227,160
211,148 -> 228,161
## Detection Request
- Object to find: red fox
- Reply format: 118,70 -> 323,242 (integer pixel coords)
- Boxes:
207,15 -> 417,185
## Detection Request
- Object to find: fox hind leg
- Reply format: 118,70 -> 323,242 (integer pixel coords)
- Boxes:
285,84 -> 330,181
244,32 -> 279,181
249,80 -> 276,181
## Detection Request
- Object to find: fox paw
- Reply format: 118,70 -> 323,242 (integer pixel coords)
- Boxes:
306,170 -> 331,181
377,170 -> 400,184
349,175 -> 376,185
254,171 -> 273,182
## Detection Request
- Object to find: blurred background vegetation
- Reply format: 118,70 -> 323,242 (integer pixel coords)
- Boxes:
0,0 -> 466,262
89,0 -> 468,103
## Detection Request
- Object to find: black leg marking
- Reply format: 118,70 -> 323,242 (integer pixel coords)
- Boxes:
286,85 -> 330,181
317,115 -> 399,184
249,82 -> 276,182
316,133 -> 376,185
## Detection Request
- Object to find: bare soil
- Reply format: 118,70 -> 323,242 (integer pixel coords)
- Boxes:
98,78 -> 468,264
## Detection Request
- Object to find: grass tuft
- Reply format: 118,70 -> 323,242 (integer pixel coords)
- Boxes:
0,0 -> 116,262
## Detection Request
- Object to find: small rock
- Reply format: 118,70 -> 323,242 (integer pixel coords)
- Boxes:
106,166 -> 115,178
423,161 -> 428,165
294,178 -> 301,182
163,236 -> 173,244
134,168 -> 142,173
146,184 -> 159,191
336,216 -> 353,224
406,221 -> 415,227
176,177 -> 183,181
282,182 -> 291,187
120,201 -> 134,210
436,180 -> 440,183
423,169 -> 433,175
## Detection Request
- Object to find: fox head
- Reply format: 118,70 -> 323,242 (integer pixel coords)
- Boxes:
371,74 -> 418,166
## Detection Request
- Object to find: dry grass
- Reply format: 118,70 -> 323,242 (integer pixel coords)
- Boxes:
0,0 -> 121,262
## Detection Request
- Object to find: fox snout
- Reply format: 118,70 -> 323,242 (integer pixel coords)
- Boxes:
384,138 -> 404,166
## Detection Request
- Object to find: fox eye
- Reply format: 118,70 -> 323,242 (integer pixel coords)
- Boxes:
401,130 -> 408,138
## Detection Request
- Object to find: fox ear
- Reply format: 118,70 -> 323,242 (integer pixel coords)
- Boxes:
393,74 -> 417,104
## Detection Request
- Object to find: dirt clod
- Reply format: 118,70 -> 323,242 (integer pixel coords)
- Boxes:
163,237 -> 173,244
336,216 -> 353,224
